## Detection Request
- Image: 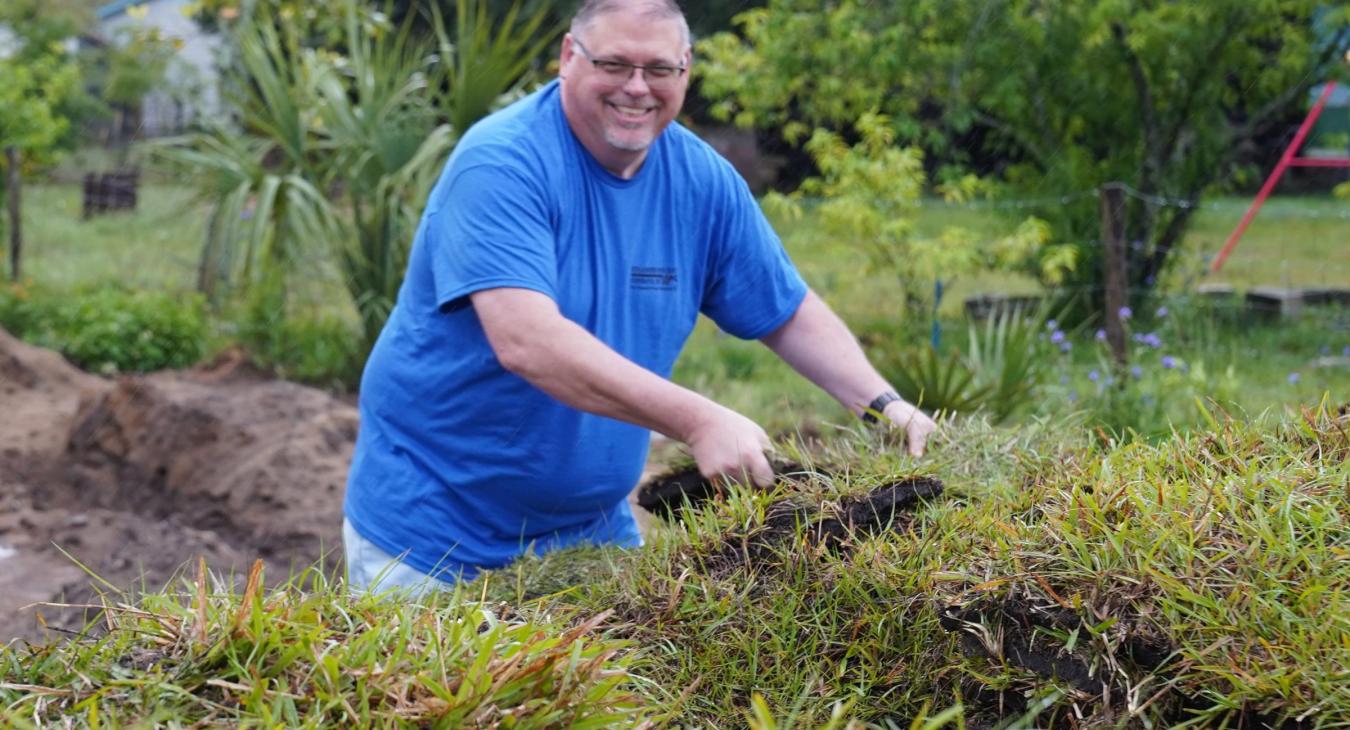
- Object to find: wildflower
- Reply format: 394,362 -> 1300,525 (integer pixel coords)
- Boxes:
1046,319 -> 1059,331
1288,372 -> 1300,384
1095,329 -> 1106,342
1143,332 -> 1162,349
1059,374 -> 1070,385
1050,330 -> 1066,344
1119,306 -> 1132,320
1059,341 -> 1073,353
1161,356 -> 1177,369
1319,345 -> 1330,355
1344,345 -> 1350,357
1156,306 -> 1168,318
1088,369 -> 1100,382
1068,390 -> 1078,403
1131,365 -> 1143,379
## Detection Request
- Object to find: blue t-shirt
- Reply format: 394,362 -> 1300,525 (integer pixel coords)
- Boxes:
344,80 -> 808,581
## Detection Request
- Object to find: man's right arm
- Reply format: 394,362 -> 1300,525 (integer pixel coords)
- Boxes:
470,287 -> 776,486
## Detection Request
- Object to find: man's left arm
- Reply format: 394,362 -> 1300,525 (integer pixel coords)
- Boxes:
760,290 -> 938,457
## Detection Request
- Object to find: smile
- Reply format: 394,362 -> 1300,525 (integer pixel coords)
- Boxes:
607,102 -> 655,120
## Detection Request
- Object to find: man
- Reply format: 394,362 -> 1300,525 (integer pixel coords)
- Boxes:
343,0 -> 937,593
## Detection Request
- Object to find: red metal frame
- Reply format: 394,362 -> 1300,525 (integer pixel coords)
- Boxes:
1211,80 -> 1350,273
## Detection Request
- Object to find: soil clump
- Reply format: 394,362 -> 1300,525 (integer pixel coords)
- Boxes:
635,458 -> 823,519
0,328 -> 356,644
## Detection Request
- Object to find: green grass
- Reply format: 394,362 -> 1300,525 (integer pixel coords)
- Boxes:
1,182 -> 1347,726
14,183 -> 205,291
5,405 -> 1346,726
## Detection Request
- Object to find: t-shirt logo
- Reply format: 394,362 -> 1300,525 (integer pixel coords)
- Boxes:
630,266 -> 678,291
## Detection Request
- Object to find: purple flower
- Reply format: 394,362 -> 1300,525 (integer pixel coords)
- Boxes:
1155,306 -> 1168,318
1046,319 -> 1059,331
1119,306 -> 1133,320
1059,374 -> 1070,385
1088,369 -> 1100,382
1288,372 -> 1301,384
1059,341 -> 1073,353
1161,356 -> 1177,369
1343,345 -> 1350,357
1050,330 -> 1066,344
1095,329 -> 1107,342
1068,390 -> 1079,403
1143,333 -> 1162,349
1319,345 -> 1329,355
1131,365 -> 1143,379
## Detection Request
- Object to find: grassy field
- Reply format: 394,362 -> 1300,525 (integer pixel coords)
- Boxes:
1,182 -> 1347,726
3,406 -> 1346,726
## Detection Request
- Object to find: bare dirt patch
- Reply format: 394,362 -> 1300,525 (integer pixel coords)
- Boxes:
0,330 -> 355,644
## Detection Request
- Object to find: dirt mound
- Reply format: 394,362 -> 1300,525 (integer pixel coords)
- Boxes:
0,328 -> 356,644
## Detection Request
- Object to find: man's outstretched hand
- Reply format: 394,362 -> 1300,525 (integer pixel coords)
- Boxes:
683,403 -> 776,488
883,399 -> 938,457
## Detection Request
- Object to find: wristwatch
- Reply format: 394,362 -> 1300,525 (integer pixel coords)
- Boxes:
861,390 -> 902,424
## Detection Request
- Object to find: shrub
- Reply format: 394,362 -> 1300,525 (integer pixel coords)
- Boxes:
873,306 -> 1057,422
0,284 -> 207,373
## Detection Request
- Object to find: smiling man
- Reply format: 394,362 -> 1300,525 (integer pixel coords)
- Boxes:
342,0 -> 937,594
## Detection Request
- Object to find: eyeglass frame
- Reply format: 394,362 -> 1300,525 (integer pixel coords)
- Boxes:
570,38 -> 688,86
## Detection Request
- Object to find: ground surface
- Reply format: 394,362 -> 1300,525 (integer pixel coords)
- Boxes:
0,328 -> 357,644
0,329 -> 663,645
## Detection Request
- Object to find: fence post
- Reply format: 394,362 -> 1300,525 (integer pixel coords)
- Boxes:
5,146 -> 20,282
1100,183 -> 1128,367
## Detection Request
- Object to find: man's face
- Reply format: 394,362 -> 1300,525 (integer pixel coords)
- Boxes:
559,10 -> 690,174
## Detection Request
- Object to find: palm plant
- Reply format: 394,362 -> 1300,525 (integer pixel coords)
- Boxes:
876,305 -> 1056,422
311,7 -> 454,355
431,0 -> 559,140
156,10 -> 336,309
158,0 -> 561,364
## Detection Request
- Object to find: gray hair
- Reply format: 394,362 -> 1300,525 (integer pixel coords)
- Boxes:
570,0 -> 691,46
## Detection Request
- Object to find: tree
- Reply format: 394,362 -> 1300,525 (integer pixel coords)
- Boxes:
0,0 -> 83,280
698,1 -> 1350,310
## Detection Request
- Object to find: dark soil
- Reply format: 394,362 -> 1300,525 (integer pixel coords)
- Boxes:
0,330 -> 355,645
940,595 -> 1308,729
635,458 -> 824,519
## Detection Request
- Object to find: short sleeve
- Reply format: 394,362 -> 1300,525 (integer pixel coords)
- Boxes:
426,161 -> 557,311
700,169 -> 808,339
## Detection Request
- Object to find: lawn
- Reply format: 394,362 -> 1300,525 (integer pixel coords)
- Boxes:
1,182 -> 1347,727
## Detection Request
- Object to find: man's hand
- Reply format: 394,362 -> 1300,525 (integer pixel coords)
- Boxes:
683,403 -> 775,488
883,399 -> 938,458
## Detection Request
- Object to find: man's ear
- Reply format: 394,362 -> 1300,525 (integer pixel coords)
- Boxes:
558,34 -> 576,78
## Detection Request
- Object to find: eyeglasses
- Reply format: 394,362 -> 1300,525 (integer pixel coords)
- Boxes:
572,39 -> 687,89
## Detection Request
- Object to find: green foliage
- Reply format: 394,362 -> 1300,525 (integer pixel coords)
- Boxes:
873,306 -> 1056,422
768,111 -> 1069,315
431,0 -> 560,141
159,0 -> 560,360
698,0 -> 1350,306
0,563 -> 650,726
237,301 -> 363,386
0,0 -> 91,161
0,282 -> 207,372
1050,302 -> 1243,440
